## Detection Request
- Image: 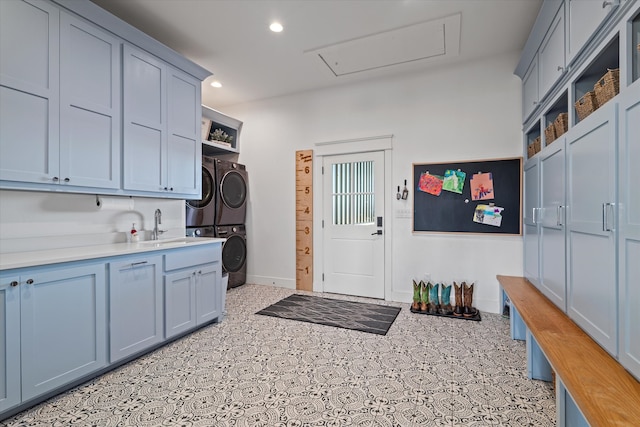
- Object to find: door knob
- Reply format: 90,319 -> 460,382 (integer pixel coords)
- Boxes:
371,230 -> 383,235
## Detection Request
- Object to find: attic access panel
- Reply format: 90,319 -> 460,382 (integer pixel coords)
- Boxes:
311,14 -> 461,76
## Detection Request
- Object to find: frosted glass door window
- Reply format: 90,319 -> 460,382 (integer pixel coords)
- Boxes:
332,161 -> 375,225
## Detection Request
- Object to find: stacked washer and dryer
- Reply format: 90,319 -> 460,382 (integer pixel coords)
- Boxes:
186,156 -> 248,288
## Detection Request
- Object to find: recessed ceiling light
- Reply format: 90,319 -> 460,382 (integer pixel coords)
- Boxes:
210,80 -> 222,88
270,22 -> 283,33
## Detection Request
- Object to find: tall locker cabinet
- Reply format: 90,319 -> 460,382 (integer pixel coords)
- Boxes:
566,103 -> 618,356
618,82 -> 640,379
523,158 -> 541,287
539,139 -> 567,311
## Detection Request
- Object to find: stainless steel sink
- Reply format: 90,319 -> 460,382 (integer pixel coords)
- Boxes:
134,237 -> 201,248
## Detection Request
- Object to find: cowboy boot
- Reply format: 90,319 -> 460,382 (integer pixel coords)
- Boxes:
420,280 -> 429,311
453,282 -> 464,316
439,283 -> 453,315
412,280 -> 421,311
428,282 -> 439,314
463,282 -> 478,317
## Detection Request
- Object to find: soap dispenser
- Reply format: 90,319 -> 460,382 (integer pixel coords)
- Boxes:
130,223 -> 139,242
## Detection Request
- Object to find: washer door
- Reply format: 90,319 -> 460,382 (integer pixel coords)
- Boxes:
222,234 -> 246,273
187,166 -> 214,209
220,171 -> 247,209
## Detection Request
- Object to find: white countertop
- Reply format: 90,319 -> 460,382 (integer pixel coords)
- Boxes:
0,237 -> 226,271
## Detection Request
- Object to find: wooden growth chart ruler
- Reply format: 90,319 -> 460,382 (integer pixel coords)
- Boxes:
295,150 -> 313,291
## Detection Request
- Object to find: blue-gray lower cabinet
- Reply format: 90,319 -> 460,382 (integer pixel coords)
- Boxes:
108,255 -> 163,363
0,275 -> 20,412
0,263 -> 108,414
164,245 -> 222,339
20,263 -> 107,401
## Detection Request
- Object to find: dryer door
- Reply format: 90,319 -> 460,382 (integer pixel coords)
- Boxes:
186,166 -> 215,227
221,171 -> 247,209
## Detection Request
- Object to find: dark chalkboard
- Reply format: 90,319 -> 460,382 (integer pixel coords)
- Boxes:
412,158 -> 522,234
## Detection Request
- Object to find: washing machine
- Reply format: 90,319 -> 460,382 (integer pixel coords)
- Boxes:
215,224 -> 247,288
214,159 -> 248,226
185,155 -> 216,228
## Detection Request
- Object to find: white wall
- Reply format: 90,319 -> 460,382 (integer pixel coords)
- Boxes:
0,190 -> 185,254
224,52 -> 525,313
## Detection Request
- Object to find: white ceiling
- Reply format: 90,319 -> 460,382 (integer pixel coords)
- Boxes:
90,0 -> 542,110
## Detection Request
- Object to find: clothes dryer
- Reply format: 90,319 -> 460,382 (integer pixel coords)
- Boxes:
185,155 -> 216,228
215,224 -> 247,288
214,159 -> 248,225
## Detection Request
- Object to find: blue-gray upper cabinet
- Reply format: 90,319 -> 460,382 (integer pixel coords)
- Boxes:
108,255 -> 163,363
0,276 -> 20,413
123,44 -> 201,198
0,1 -> 121,190
538,138 -> 567,311
59,11 -> 121,190
0,0 -> 60,185
567,0 -> 619,64
539,7 -> 566,99
618,81 -> 640,380
20,262 -> 107,401
522,58 -> 540,120
566,102 -> 617,357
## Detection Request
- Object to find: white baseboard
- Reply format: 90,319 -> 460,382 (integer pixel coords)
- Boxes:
246,275 -> 296,289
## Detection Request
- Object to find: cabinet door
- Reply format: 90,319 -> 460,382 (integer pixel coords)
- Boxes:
566,104 -> 617,356
539,139 -> 567,311
523,157 -> 541,287
0,0 -> 60,184
522,58 -> 539,120
567,0 -> 618,63
122,44 -> 167,193
109,255 -> 163,363
618,82 -> 640,380
167,67 -> 201,196
59,12 -> 121,189
164,270 -> 196,339
539,8 -> 566,98
20,263 -> 107,401
195,263 -> 220,325
0,276 -> 20,412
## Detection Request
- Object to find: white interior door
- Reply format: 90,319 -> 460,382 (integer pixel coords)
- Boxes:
322,151 -> 385,299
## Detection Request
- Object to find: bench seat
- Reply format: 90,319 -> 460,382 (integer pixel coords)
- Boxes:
497,275 -> 640,427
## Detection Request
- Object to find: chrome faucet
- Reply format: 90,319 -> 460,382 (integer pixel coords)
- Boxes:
152,209 -> 165,240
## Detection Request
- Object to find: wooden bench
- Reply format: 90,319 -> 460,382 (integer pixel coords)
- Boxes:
497,275 -> 640,427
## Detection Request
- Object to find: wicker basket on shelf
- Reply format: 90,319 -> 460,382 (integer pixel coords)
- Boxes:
575,91 -> 598,121
553,112 -> 568,138
544,123 -> 557,145
593,68 -> 619,107
527,136 -> 541,158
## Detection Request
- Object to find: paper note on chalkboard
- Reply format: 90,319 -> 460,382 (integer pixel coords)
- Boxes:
470,172 -> 494,201
473,204 -> 504,227
442,169 -> 466,194
418,172 -> 443,196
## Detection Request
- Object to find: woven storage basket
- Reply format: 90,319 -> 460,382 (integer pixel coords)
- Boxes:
575,91 -> 598,121
534,137 -> 541,154
553,113 -> 568,137
527,143 -> 535,159
594,68 -> 619,107
545,123 -> 557,145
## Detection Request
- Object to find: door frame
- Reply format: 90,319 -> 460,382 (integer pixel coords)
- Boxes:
312,135 -> 393,299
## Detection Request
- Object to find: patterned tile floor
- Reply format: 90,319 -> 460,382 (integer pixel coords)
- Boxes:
4,284 -> 556,426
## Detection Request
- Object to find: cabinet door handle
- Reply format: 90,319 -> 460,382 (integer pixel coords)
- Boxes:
10,281 -> 19,287
602,203 -> 614,231
130,261 -> 148,267
26,279 -> 34,285
532,208 -> 538,224
64,177 -> 70,182
52,176 -> 59,182
557,66 -> 564,72
557,205 -> 563,226
602,1 -> 612,8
